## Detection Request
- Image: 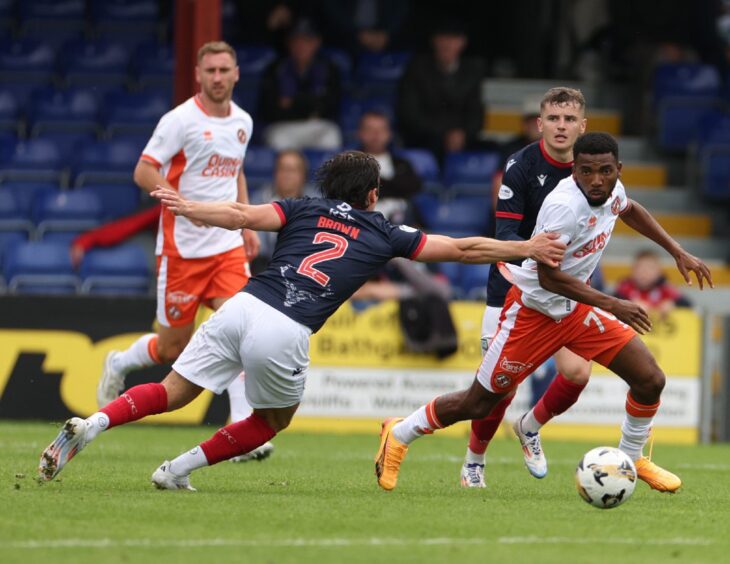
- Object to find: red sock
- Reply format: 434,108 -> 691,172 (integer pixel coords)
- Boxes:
100,382 -> 168,428
468,394 -> 515,455
532,373 -> 586,424
200,414 -> 276,465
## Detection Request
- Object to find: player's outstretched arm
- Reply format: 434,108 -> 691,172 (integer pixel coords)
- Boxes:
150,186 -> 283,231
537,263 -> 652,334
415,232 -> 565,266
620,199 -> 714,289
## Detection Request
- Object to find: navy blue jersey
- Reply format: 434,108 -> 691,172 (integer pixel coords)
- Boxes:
486,139 -> 573,307
244,197 -> 426,332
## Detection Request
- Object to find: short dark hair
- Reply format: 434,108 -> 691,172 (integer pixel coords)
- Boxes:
540,87 -> 585,111
573,132 -> 619,161
316,151 -> 380,209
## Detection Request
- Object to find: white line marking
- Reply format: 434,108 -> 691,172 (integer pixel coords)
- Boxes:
0,536 -> 715,550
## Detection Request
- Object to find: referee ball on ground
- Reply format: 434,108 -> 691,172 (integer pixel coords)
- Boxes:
575,447 -> 637,509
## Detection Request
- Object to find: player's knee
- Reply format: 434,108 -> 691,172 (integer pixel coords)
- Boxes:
563,363 -> 590,385
631,363 -> 665,404
467,394 -> 496,419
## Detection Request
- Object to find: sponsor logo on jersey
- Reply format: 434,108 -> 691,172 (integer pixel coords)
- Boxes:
202,154 -> 242,177
505,159 -> 517,171
498,185 -> 514,200
167,290 -> 197,304
203,130 -> 213,141
573,229 -> 611,258
499,357 -> 534,374
493,373 -> 513,390
611,197 -> 621,215
537,174 -> 548,186
237,128 -> 247,144
399,225 -> 417,233
329,202 -> 355,222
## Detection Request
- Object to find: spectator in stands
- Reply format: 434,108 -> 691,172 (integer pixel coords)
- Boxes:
319,0 -> 410,55
357,110 -> 422,225
251,149 -> 316,272
614,249 -> 691,318
259,18 -> 343,150
396,19 -> 485,160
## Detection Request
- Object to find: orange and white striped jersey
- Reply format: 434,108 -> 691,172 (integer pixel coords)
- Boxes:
141,95 -> 253,259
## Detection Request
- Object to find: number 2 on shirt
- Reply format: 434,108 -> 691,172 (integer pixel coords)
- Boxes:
297,232 -> 349,286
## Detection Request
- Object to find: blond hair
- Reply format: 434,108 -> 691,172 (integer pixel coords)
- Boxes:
197,41 -> 236,63
540,87 -> 585,111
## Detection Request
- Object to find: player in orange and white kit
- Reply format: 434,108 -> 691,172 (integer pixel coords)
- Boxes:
96,41 -> 270,462
376,132 -> 714,493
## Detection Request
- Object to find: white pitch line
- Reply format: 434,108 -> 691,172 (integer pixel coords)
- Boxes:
0,536 -> 715,550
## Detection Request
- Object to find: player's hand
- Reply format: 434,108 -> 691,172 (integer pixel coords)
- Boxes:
674,248 -> 713,290
69,243 -> 85,269
243,229 -> 260,259
527,232 -> 566,267
151,186 -> 190,216
608,298 -> 652,334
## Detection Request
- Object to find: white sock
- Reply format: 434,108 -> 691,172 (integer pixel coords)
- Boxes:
113,333 -> 159,375
618,413 -> 652,461
84,412 -> 110,441
519,409 -> 542,435
465,448 -> 485,465
392,404 -> 437,445
169,446 -> 209,476
227,373 -> 252,423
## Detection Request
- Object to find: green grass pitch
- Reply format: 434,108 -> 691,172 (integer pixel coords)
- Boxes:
2,420 -> 729,564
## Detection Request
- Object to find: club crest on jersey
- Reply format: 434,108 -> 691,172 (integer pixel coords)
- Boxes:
537,174 -> 548,186
237,129 -> 247,143
499,357 -> 533,375
505,159 -> 517,171
203,130 -> 213,141
588,215 -> 597,228
493,373 -> 513,390
611,198 -> 621,215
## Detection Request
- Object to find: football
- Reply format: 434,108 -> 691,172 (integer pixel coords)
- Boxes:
575,447 -> 637,509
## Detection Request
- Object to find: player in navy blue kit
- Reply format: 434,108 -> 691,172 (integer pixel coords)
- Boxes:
460,87 -> 592,488
38,151 -> 565,490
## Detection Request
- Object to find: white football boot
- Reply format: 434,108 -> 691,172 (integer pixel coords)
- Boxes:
97,350 -> 125,408
513,415 -> 548,478
230,441 -> 275,463
151,461 -> 196,491
38,417 -> 90,481
460,462 -> 486,488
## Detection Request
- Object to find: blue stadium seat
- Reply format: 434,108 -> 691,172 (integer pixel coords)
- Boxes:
6,138 -> 63,172
35,131 -> 97,162
396,149 -> 440,183
653,63 -> 722,106
412,192 -> 441,227
302,148 -> 338,180
19,0 -> 84,23
91,0 -> 159,32
0,181 -> 59,218
428,196 -> 491,234
133,43 -> 175,88
322,47 -> 352,86
700,145 -> 730,201
4,241 -> 80,294
244,145 -> 276,184
0,88 -> 19,131
77,184 -> 140,220
103,90 -> 169,135
443,152 -> 500,187
236,46 -> 277,77
656,97 -> 722,152
695,112 -> 730,150
34,190 -> 102,237
28,87 -> 99,135
233,82 -> 260,116
0,130 -> 16,163
73,139 -> 140,185
0,39 -> 56,84
60,40 -> 131,88
39,230 -> 83,245
0,230 -> 27,272
437,261 -> 462,290
355,51 -> 411,97
79,242 -> 151,295
460,263 -> 490,300
20,27 -> 83,50
0,190 -> 33,234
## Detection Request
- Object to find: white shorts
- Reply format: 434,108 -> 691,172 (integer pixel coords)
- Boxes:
173,293 -> 312,409
480,305 -> 503,355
